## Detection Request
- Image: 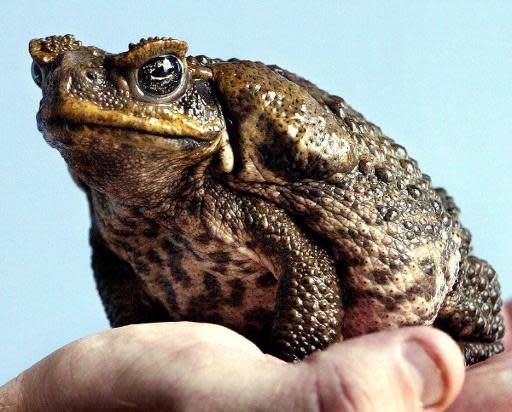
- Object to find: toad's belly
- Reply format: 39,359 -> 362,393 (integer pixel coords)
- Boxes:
104,225 -> 279,343
92,192 -> 280,343
144,245 -> 279,342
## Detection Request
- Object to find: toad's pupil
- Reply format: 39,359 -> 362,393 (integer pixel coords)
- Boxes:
137,55 -> 183,96
152,58 -> 173,79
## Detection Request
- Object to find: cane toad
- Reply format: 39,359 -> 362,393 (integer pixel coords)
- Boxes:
29,35 -> 504,364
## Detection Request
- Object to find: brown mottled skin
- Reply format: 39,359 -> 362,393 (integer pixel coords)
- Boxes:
30,35 -> 504,364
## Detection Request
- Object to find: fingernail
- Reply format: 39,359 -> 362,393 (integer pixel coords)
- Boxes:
402,340 -> 445,407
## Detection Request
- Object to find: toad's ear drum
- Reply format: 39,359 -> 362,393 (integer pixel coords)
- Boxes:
210,61 -> 358,183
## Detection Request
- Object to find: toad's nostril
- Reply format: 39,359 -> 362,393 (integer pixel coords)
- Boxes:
86,70 -> 97,81
83,69 -> 105,87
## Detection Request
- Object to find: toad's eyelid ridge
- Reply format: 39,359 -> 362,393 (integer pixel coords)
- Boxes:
109,38 -> 189,69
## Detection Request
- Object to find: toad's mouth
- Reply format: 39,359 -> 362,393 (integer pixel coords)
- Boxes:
36,95 -> 225,145
41,119 -> 212,152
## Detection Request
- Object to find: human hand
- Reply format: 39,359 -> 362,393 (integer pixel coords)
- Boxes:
0,301 -> 510,412
447,299 -> 512,411
0,323 -> 462,411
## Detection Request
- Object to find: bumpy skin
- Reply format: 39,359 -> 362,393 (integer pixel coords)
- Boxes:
30,35 -> 504,364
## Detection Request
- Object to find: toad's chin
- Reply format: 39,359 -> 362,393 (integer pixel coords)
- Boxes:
39,121 -> 221,206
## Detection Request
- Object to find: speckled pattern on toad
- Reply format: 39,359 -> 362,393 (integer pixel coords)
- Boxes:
29,35 -> 504,364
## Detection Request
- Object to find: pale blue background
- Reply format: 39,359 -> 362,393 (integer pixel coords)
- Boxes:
1,1 -> 510,383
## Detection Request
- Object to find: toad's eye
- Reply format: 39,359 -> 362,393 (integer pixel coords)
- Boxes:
136,54 -> 183,96
31,61 -> 43,87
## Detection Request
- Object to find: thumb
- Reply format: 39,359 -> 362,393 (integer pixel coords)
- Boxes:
278,326 -> 465,412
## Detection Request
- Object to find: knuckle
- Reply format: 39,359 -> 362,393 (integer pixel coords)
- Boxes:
308,362 -> 375,412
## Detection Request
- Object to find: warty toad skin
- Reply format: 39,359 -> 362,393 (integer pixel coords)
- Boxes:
29,35 -> 504,364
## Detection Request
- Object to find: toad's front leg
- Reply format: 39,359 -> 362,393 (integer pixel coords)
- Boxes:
233,196 -> 344,361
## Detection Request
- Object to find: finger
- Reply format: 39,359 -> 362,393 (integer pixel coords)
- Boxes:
279,326 -> 465,412
503,299 -> 512,351
123,325 -> 464,412
447,351 -> 512,412
97,325 -> 465,412
5,323 -> 281,411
